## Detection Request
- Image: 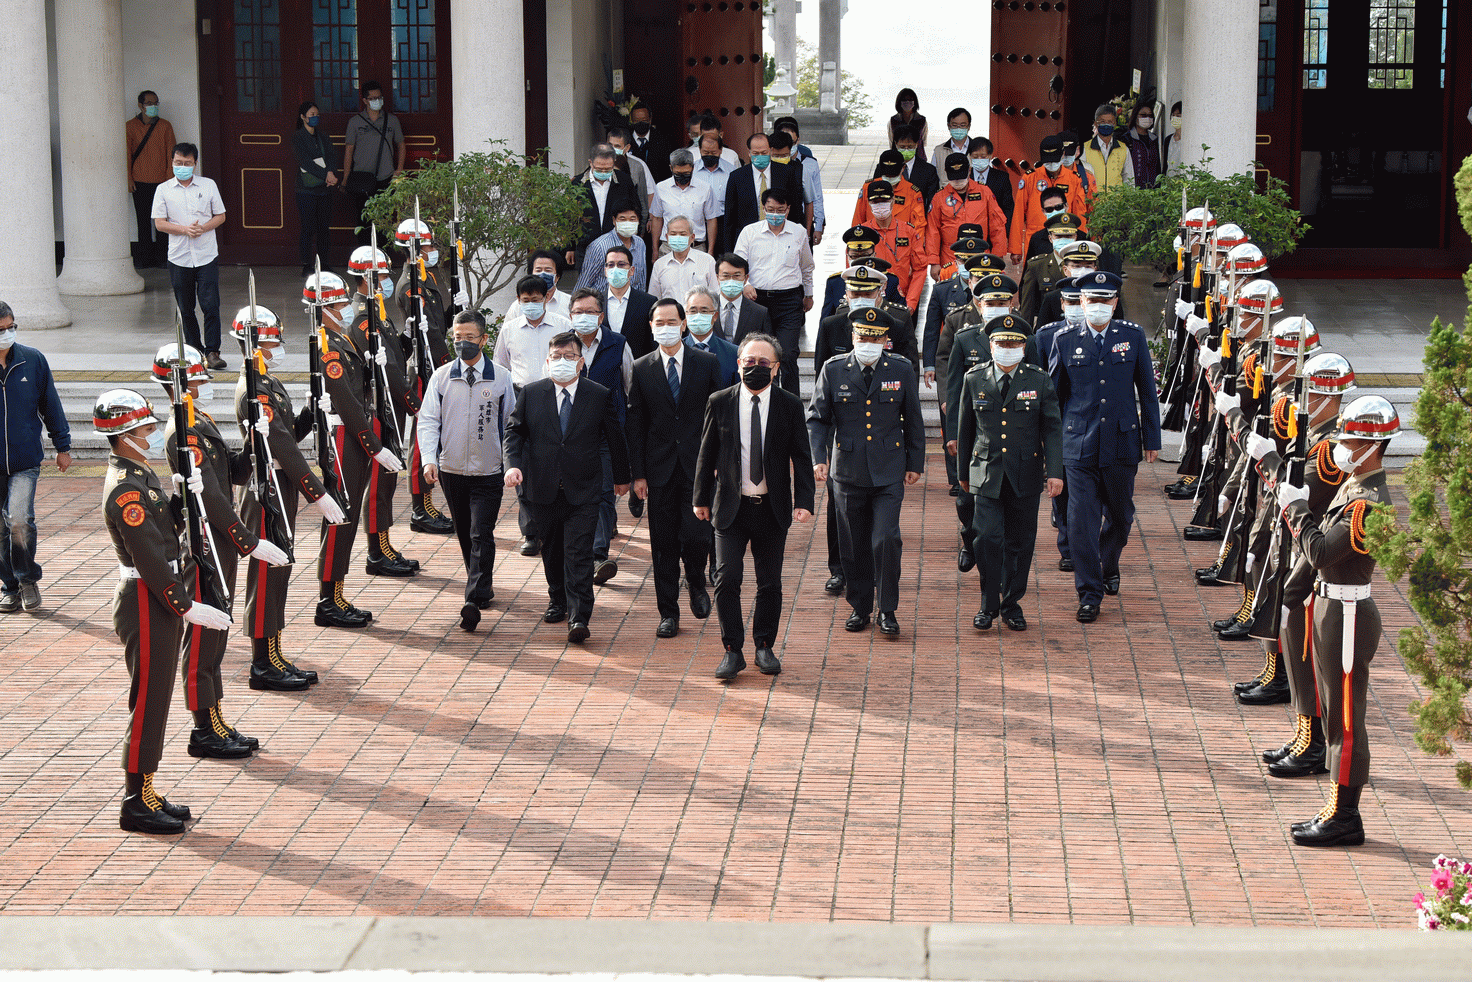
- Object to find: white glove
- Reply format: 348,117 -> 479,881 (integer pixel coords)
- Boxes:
325,413 -> 343,429
402,315 -> 416,337
319,392 -> 334,415
1175,298 -> 1195,320
253,414 -> 271,437
1246,433 -> 1275,461
374,346 -> 388,367
313,495 -> 347,525
1185,313 -> 1211,338
1217,493 -> 1231,517
250,540 -> 290,567
455,289 -> 471,310
1277,483 -> 1309,511
1198,347 -> 1221,370
182,601 -> 232,631
373,447 -> 404,472
172,470 -> 204,496
1214,390 -> 1240,415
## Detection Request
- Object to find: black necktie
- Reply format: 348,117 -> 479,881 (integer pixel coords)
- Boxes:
668,356 -> 680,402
559,388 -> 572,435
862,365 -> 874,388
999,372 -> 1011,402
749,395 -> 764,486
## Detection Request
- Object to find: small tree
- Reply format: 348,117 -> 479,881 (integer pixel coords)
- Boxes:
362,140 -> 587,313
1086,153 -> 1309,274
1365,153 -> 1472,789
791,39 -> 874,129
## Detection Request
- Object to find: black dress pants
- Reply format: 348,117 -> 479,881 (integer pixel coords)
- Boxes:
714,497 -> 787,653
647,470 -> 710,620
754,286 -> 805,396
527,489 -> 600,624
440,471 -> 504,605
971,475 -> 1039,618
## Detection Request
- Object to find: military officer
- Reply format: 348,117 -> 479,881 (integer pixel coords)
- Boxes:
393,217 -> 454,535
807,311 -> 925,636
1017,212 -> 1083,325
1050,271 -> 1162,622
230,305 -> 346,691
98,388 -> 231,834
955,315 -> 1063,631
347,245 -> 422,576
820,226 -> 903,321
921,231 -> 995,388
1034,239 -> 1117,330
156,343 -> 289,760
1027,275 -> 1086,573
308,270 -> 404,627
1277,395 -> 1397,847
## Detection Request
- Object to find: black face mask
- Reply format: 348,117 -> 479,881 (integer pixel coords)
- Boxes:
632,121 -> 651,136
456,340 -> 483,362
701,155 -> 721,169
741,364 -> 772,390
673,171 -> 692,186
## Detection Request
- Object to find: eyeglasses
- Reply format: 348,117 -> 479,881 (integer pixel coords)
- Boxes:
605,261 -> 631,270
451,335 -> 484,343
738,357 -> 775,368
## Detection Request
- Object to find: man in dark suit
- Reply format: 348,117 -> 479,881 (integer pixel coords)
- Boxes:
720,133 -> 805,254
1051,272 -> 1161,623
504,331 -> 631,643
569,145 -> 641,271
807,312 -> 925,636
694,333 -> 815,679
955,315 -> 1063,632
603,246 -> 658,357
968,136 -> 1015,230
627,103 -> 673,183
715,254 -> 772,343
683,286 -> 739,385
628,298 -> 725,638
893,123 -> 940,209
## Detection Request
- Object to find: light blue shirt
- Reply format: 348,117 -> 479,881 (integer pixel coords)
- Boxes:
692,160 -> 735,218
797,154 -> 825,233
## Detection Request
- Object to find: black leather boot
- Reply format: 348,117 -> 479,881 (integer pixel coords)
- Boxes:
211,703 -> 259,751
120,772 -> 186,834
410,492 -> 454,534
1268,716 -> 1328,777
249,635 -> 310,691
1292,784 -> 1365,847
316,582 -> 371,627
1235,646 -> 1278,694
1262,714 -> 1311,763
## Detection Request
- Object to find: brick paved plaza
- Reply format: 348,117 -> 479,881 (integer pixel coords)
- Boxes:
0,457 -> 1465,925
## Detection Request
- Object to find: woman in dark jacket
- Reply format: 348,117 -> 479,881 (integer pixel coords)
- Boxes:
293,101 -> 338,274
887,88 -> 929,150
1122,102 -> 1162,187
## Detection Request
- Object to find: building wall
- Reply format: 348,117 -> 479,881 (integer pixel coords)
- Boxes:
547,0 -> 614,175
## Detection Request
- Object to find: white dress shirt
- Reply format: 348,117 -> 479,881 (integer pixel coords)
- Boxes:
647,248 -> 719,302
649,179 -> 716,242
492,311 -> 573,387
719,295 -> 744,338
152,175 -> 226,267
738,383 -> 771,495
605,289 -> 631,335
733,220 -> 814,295
659,342 -> 686,394
750,164 -> 776,202
590,179 -> 611,223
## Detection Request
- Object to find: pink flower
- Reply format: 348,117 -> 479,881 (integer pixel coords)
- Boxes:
1432,870 -> 1454,894
1413,892 -> 1425,909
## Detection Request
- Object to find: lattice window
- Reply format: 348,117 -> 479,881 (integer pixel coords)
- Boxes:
1258,0 -> 1277,112
234,0 -> 282,113
1303,0 -> 1328,89
392,0 -> 437,113
314,0 -> 359,113
1368,0 -> 1415,89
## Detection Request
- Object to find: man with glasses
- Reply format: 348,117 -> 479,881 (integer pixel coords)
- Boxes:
577,205 -> 648,294
733,189 -> 813,396
599,245 -> 657,357
1008,136 -> 1089,266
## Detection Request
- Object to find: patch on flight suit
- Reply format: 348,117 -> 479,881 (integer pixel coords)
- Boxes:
896,237 -> 909,247
122,502 -> 147,527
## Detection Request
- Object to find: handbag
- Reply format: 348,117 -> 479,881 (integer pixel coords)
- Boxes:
346,112 -> 391,195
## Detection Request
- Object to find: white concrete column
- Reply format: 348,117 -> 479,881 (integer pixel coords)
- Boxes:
771,0 -> 797,101
0,0 -> 70,327
545,0 -> 576,171
452,0 -> 525,159
1182,0 -> 1257,176
817,0 -> 841,112
56,0 -> 143,297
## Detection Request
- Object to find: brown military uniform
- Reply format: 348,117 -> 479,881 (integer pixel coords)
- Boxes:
319,325 -> 382,582
396,262 -> 452,504
349,294 -> 419,536
103,454 -> 192,773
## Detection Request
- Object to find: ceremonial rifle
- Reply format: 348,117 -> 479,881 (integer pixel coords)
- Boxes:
307,256 -> 352,521
172,310 -> 231,615
446,179 -> 465,318
1250,307 -> 1309,643
241,270 -> 295,561
367,222 -> 405,461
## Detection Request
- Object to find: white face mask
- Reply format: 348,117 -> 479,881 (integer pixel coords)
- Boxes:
1062,303 -> 1086,325
1065,265 -> 1097,278
127,428 -> 168,457
615,220 -> 639,238
991,344 -> 1025,367
368,98 -> 384,111
870,203 -> 893,219
652,325 -> 683,348
981,305 -> 1011,322
0,328 -> 15,350
262,344 -> 285,365
1084,302 -> 1113,327
193,382 -> 215,403
425,249 -> 439,266
547,358 -> 579,383
853,342 -> 884,366
1332,443 -> 1375,472
1043,161 -> 1062,174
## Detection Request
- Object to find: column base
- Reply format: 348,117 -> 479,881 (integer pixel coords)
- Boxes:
57,255 -> 144,297
791,108 -> 848,145
1,286 -> 71,329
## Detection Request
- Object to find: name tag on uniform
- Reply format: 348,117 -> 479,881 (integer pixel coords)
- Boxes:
881,380 -> 902,391
896,237 -> 909,247
975,397 -> 989,410
966,350 -> 982,364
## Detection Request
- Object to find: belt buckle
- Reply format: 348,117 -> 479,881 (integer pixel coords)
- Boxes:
744,493 -> 764,504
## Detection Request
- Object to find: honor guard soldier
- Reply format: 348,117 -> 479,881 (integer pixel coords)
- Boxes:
394,217 -> 454,535
98,388 -> 232,834
941,273 -> 1018,573
1276,395 -> 1397,847
1050,271 -> 1162,622
820,225 -> 903,321
230,305 -> 346,690
1017,212 -> 1083,326
347,244 -> 422,576
954,315 -> 1063,630
308,270 -> 404,627
156,344 -> 289,760
860,183 -> 928,311
807,310 -> 925,637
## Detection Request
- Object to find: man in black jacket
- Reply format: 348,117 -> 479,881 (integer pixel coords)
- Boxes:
569,145 -> 640,271
721,133 -> 805,253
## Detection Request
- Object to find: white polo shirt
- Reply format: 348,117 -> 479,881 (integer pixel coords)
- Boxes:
151,175 -> 226,268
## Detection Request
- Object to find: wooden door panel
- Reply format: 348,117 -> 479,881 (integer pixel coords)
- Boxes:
988,0 -> 1069,170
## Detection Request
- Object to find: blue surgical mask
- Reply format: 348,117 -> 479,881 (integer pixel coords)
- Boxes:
144,105 -> 160,119
135,428 -> 167,455
379,277 -> 395,299
687,312 -> 714,336
1084,302 -> 1113,327
764,212 -> 785,227
304,115 -> 319,128
1062,303 -> 1086,325
605,267 -> 630,289
950,127 -> 968,142
719,279 -> 744,299
1043,206 -> 1066,218
849,297 -> 876,310
981,305 -> 1011,322
750,154 -> 771,169
592,169 -> 613,182
536,271 -> 556,290
173,165 -> 194,181
971,158 -> 990,175
667,235 -> 690,253
571,312 -> 600,334
1096,123 -> 1115,137
521,301 -> 545,320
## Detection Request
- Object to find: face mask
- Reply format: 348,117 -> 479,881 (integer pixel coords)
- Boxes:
592,169 -> 613,182
531,271 -> 554,291
456,340 -> 483,362
771,156 -> 791,165
719,279 -> 744,299
129,429 -> 168,457
673,171 -> 693,186
688,312 -> 714,337
368,98 -> 384,111
632,121 -> 651,136
652,325 -> 683,347
898,148 -> 916,161
1171,116 -> 1183,131
971,158 -> 991,175
750,154 -> 770,169
144,105 -> 160,119
605,267 -> 630,289
900,101 -> 915,112
853,342 -> 884,365
1051,237 -> 1073,254
981,305 -> 1010,322
702,154 -> 721,169
740,364 -> 772,391
992,345 -> 1025,367
1043,161 -> 1062,174
424,249 -> 439,266
667,235 -> 690,253
193,382 -> 215,403
261,343 -> 285,366
1043,206 -> 1066,219
1062,303 -> 1086,325
304,115 -> 318,128
1137,116 -> 1154,130
1065,265 -> 1097,278
870,203 -> 893,220
1084,302 -> 1113,327
849,297 -> 877,310
547,358 -> 579,383
380,277 -> 395,298
950,178 -> 969,191
1096,123 -> 1115,138
614,220 -> 638,237
1063,152 -> 1078,165
949,127 -> 968,142
764,212 -> 785,227
1332,443 -> 1375,472
571,313 -> 600,334
174,165 -> 194,181
521,301 -> 545,320
882,172 -> 904,187
0,328 -> 15,350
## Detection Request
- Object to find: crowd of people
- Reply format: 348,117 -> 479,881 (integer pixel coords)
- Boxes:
67,87 -> 1393,847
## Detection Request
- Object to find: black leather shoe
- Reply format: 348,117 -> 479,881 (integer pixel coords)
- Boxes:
593,559 -> 618,584
1184,526 -> 1223,541
1268,741 -> 1328,778
1195,564 -> 1229,585
973,610 -> 996,630
157,796 -> 191,821
1076,603 -> 1100,623
290,665 -> 319,685
1166,484 -> 1199,500
1237,676 -> 1291,705
315,599 -> 370,628
1262,739 -> 1296,764
657,617 -> 679,638
249,663 -> 311,691
1057,557 -> 1074,572
948,484 -> 960,497
628,495 -> 645,519
715,649 -> 746,679
366,555 -> 416,577
567,621 -> 590,644
755,646 -> 781,675
845,612 -> 871,632
1235,675 -> 1268,694
957,545 -> 975,573
877,611 -> 900,636
460,602 -> 481,632
689,586 -> 712,619
1212,613 -> 1242,631
544,603 -> 568,624
120,794 -> 185,834
1217,619 -> 1256,641
1103,575 -> 1120,596
519,536 -> 541,557
187,728 -> 253,760
824,574 -> 845,595
1003,612 -> 1027,631
221,725 -> 259,751
1292,811 -> 1365,847
410,510 -> 454,534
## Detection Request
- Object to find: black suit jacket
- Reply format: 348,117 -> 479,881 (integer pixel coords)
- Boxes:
694,384 -> 816,531
720,162 -> 807,253
504,378 -> 631,506
627,346 -> 724,486
630,130 -> 674,182
614,288 -> 659,358
905,158 -> 942,210
725,296 -> 774,345
983,167 -> 1015,230
572,171 -> 641,262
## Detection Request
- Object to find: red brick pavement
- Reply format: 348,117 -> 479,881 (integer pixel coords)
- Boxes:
0,455 -> 1465,922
